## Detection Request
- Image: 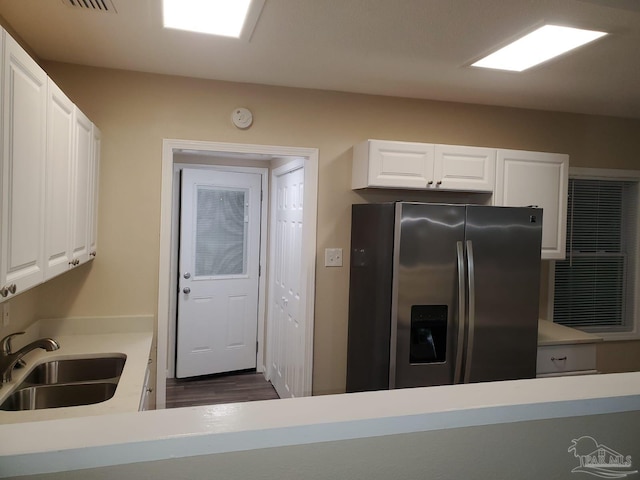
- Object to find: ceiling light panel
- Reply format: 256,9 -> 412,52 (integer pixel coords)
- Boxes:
163,0 -> 264,39
472,25 -> 607,72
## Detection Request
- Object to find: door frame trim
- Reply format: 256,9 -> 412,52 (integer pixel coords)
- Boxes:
157,139 -> 318,408
170,164 -> 268,379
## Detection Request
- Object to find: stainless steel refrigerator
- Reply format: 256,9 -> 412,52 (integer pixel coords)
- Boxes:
346,202 -> 542,392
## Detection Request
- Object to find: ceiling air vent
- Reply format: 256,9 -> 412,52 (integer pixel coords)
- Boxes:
60,0 -> 117,13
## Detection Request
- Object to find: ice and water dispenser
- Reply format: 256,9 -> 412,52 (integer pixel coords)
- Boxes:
410,305 -> 447,364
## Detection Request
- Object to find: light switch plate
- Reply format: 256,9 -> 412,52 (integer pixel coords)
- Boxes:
324,248 -> 343,267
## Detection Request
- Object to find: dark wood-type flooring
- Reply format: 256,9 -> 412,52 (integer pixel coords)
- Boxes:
166,370 -> 280,409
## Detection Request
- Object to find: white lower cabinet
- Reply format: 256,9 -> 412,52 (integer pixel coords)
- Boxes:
494,149 -> 568,260
0,31 -> 48,301
139,364 -> 152,411
536,343 -> 597,377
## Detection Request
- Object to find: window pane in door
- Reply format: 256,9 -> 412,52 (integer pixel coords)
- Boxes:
195,187 -> 248,277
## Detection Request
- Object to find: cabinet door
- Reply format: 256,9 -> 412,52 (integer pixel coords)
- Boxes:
71,107 -> 92,265
434,145 -> 495,192
44,79 -> 75,279
361,140 -> 434,189
139,366 -> 151,411
88,125 -> 101,259
495,149 -> 569,259
0,33 -> 47,297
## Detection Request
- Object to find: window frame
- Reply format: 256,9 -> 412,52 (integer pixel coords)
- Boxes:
547,167 -> 640,341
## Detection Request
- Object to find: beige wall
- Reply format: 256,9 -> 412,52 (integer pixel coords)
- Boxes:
11,62 -> 640,395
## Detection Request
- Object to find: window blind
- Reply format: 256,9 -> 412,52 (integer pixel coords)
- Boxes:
195,187 -> 248,277
554,178 -> 637,330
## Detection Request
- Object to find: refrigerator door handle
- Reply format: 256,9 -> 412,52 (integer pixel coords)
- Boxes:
454,241 -> 465,384
463,240 -> 476,383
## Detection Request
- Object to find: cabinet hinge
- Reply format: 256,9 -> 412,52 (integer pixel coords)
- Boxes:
259,264 -> 261,277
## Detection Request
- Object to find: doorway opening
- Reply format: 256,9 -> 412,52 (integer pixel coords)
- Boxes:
157,140 -> 318,409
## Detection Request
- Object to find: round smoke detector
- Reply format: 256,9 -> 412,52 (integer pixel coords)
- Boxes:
231,107 -> 253,129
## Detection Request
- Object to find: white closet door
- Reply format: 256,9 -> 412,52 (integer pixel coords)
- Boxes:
270,164 -> 304,398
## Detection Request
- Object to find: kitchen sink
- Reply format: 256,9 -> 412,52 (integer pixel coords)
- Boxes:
22,356 -> 126,385
0,355 -> 126,411
0,382 -> 118,411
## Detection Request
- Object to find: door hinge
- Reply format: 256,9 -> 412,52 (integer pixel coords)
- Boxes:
259,264 -> 261,277
256,341 -> 259,353
260,189 -> 263,202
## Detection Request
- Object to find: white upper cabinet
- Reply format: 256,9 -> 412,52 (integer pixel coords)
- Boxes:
44,79 -> 75,280
352,140 -> 495,192
351,139 -> 569,260
71,107 -> 92,266
88,125 -> 101,259
0,31 -> 48,300
494,149 -> 569,260
434,145 -> 495,192
353,140 -> 434,189
0,27 -> 100,302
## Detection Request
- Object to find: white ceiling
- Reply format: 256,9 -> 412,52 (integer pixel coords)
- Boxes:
1,0 -> 639,119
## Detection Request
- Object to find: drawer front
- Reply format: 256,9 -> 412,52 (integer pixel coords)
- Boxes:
536,344 -> 596,375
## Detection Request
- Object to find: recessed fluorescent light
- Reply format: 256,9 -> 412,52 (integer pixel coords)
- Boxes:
472,25 -> 607,72
163,0 -> 253,38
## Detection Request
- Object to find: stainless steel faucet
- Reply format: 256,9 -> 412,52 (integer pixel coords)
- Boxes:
0,332 -> 60,385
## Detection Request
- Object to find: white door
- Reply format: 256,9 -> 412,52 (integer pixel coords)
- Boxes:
270,163 -> 304,398
495,149 -> 569,259
434,144 -> 496,192
176,168 -> 262,378
88,125 -> 101,259
44,79 -> 75,280
1,33 -> 47,296
71,107 -> 92,265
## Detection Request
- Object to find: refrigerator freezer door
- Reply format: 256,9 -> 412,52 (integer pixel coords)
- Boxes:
464,205 -> 542,382
347,204 -> 396,393
393,203 -> 466,388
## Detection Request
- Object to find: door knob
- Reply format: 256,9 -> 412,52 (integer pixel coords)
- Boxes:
183,287 -> 191,294
183,272 -> 191,279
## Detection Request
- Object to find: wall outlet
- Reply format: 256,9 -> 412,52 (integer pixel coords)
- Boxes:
2,303 -> 9,327
324,248 -> 343,267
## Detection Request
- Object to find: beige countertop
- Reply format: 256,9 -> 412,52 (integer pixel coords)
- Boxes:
2,371 -> 640,477
538,319 -> 603,346
0,315 -> 153,424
